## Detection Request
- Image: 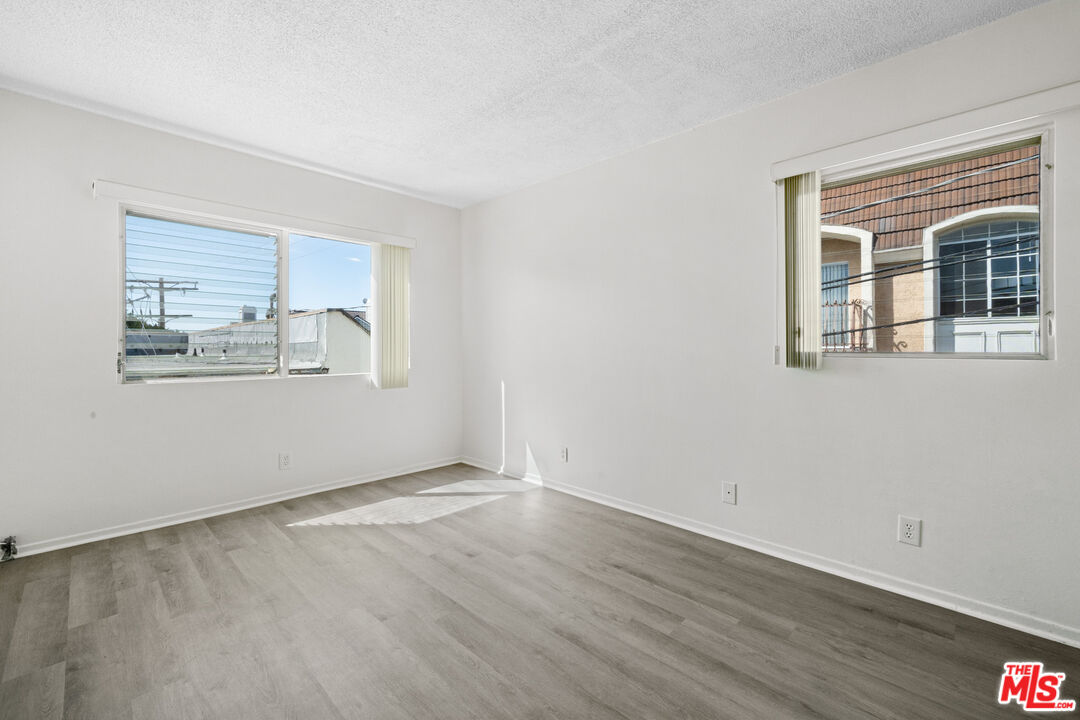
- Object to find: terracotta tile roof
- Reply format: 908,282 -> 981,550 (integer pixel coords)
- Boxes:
821,145 -> 1040,250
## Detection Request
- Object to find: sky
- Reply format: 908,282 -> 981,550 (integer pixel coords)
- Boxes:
288,234 -> 372,314
124,215 -> 372,333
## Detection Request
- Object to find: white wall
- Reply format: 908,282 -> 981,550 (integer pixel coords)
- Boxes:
462,0 -> 1080,645
0,90 -> 463,552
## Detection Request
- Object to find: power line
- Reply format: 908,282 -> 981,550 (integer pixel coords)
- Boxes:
821,240 -> 1037,291
821,233 -> 1035,289
822,299 -> 1038,338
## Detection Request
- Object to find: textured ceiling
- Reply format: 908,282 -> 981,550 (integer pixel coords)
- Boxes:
0,0 -> 1048,207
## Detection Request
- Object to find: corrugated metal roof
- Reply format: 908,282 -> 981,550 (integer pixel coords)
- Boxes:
821,145 -> 1040,250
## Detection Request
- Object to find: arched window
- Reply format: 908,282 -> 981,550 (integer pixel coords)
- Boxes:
936,217 -> 1039,319
922,206 -> 1040,353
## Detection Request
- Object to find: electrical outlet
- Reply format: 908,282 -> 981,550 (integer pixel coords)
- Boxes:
560,447 -> 569,463
722,482 -> 737,505
278,453 -> 291,471
898,515 -> 921,546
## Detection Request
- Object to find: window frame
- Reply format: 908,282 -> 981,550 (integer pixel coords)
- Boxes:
117,203 -> 377,384
814,126 -> 1054,361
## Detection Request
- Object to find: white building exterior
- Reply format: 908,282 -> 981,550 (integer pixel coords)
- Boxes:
186,309 -> 371,374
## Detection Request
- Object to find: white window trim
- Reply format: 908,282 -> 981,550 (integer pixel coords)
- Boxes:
96,179 -> 415,248
770,79 -> 1080,182
114,198 -> 386,384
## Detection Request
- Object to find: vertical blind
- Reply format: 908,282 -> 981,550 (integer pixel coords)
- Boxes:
124,213 -> 279,380
374,243 -> 411,389
784,171 -> 822,369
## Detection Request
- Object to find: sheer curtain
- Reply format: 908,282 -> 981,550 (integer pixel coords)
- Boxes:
784,171 -> 822,369
374,243 -> 411,388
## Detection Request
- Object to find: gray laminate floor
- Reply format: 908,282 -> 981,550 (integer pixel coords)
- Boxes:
1,463 -> 1077,719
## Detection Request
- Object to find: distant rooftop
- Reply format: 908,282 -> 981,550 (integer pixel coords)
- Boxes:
202,308 -> 370,333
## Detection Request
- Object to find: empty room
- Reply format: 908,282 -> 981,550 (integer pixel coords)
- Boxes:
2,1 -> 1079,718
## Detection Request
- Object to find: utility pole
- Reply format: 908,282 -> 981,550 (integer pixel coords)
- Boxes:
126,277 -> 198,327
159,278 -> 166,329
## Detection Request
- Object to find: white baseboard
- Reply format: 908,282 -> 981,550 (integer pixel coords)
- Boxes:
459,456 -> 506,476
459,457 -> 542,486
18,456 -> 462,557
535,475 -> 1080,650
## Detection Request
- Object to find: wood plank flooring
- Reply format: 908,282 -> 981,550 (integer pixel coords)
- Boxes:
1,463 -> 1077,719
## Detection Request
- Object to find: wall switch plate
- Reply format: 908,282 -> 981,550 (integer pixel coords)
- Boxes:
278,453 -> 291,471
898,515 -> 921,546
722,482 -> 737,505
560,447 -> 569,463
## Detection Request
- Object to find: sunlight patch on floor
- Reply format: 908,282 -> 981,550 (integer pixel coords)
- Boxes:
417,479 -> 538,495
288,494 -> 507,526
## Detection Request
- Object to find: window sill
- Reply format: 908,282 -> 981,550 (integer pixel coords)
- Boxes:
822,351 -> 1048,360
123,372 -> 375,386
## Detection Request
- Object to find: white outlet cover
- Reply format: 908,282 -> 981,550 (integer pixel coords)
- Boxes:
898,515 -> 922,546
278,453 -> 291,471
722,482 -> 737,505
